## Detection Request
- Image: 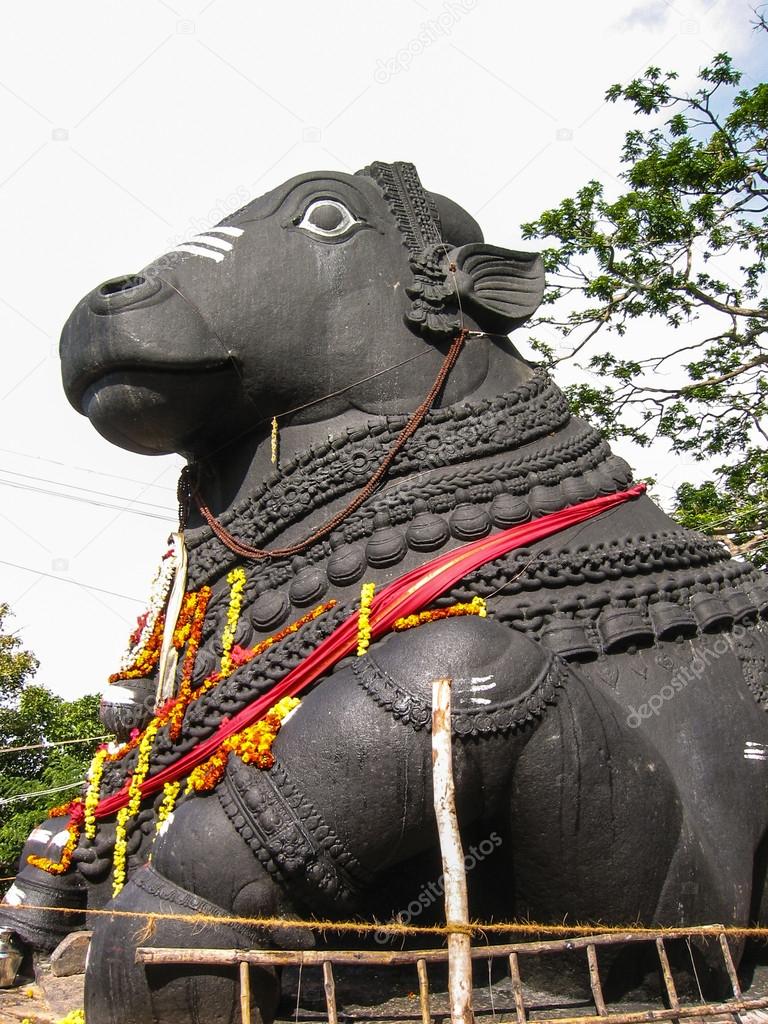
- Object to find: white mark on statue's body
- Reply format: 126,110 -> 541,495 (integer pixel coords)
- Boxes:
105,684 -> 137,705
456,675 -> 495,706
4,884 -> 25,906
156,814 -> 174,837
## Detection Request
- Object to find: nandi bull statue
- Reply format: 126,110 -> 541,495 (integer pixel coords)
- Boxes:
2,161 -> 768,1023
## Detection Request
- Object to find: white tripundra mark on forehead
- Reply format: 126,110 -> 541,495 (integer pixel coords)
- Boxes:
170,225 -> 244,263
190,234 -> 234,252
744,741 -> 768,760
207,226 -> 243,237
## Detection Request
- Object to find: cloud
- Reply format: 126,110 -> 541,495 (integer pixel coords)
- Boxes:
615,3 -> 671,30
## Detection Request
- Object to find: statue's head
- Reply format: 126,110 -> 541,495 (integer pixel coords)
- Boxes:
60,161 -> 544,457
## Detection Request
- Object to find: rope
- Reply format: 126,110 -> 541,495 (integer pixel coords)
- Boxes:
189,328 -> 469,561
5,902 -> 768,941
0,736 -> 109,756
0,781 -> 84,806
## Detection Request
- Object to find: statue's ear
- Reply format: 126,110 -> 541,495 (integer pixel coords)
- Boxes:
450,244 -> 545,333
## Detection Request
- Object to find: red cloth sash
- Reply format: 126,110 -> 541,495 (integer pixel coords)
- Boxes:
93,483 -> 645,819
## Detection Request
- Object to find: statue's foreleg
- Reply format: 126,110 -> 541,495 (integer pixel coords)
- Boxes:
85,793 -> 285,1024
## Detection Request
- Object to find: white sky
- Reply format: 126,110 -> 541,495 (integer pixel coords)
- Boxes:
1,0 -> 763,699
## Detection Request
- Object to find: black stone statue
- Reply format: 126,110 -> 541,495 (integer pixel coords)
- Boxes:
2,162 -> 768,1024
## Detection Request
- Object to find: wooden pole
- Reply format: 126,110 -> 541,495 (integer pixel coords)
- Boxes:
432,677 -> 475,1024
322,960 -> 339,1024
239,960 -> 251,1024
416,957 -> 432,1024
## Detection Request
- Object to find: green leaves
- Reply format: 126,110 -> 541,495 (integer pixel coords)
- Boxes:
523,31 -> 767,566
0,604 -> 102,874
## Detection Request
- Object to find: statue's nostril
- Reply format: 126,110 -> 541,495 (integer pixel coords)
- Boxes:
99,275 -> 147,297
89,274 -> 162,313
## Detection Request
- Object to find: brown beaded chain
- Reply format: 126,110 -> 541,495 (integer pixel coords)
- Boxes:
179,328 -> 469,562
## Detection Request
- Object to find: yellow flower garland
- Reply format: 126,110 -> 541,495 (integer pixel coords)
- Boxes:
219,567 -> 247,675
112,720 -> 159,898
84,748 -> 108,840
155,781 -> 181,834
356,582 -> 376,656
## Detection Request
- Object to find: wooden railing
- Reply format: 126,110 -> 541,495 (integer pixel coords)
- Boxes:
136,924 -> 766,1024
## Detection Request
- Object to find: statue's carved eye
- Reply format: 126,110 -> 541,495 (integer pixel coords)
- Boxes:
298,199 -> 359,238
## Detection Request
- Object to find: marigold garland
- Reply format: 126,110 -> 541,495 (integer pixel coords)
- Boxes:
84,747 -> 108,839
166,586 -> 212,740
27,800 -> 84,876
112,720 -> 159,898
228,600 -> 336,671
118,543 -> 178,672
219,567 -> 247,675
356,582 -> 376,656
186,696 -> 300,794
155,781 -> 181,834
393,595 -> 487,632
109,611 -> 166,683
109,585 -> 211,686
33,598 -> 334,881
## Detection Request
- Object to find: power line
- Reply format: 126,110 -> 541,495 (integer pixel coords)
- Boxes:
0,735 -> 110,756
0,467 -> 173,511
0,446 -> 177,492
0,558 -> 143,603
0,477 -> 175,521
0,780 -> 84,806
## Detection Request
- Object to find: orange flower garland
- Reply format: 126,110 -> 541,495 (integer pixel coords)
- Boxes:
228,600 -> 336,672
117,543 -> 179,673
393,595 -> 487,631
187,696 -> 300,793
165,586 -> 212,740
27,800 -> 85,875
31,588 -> 335,879
109,612 -> 166,683
109,585 -> 211,686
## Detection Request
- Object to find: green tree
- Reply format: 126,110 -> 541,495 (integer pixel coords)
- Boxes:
0,603 -> 103,874
521,30 -> 767,565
